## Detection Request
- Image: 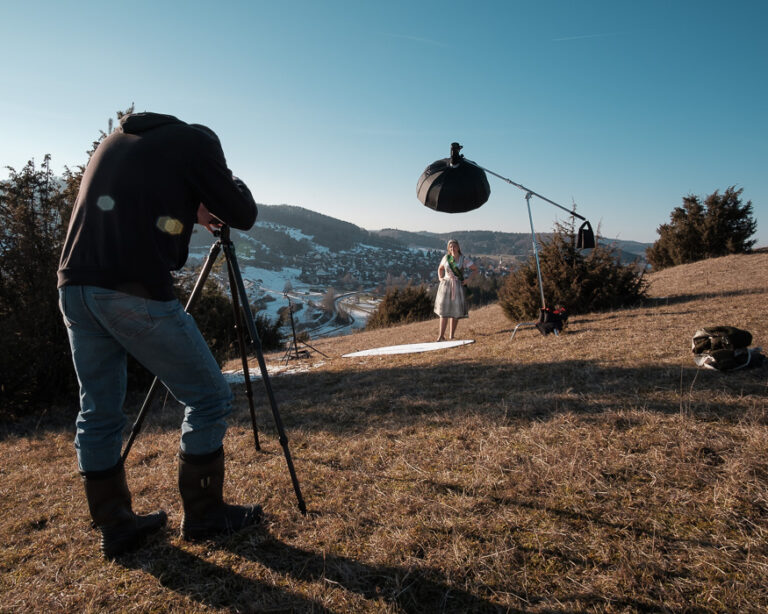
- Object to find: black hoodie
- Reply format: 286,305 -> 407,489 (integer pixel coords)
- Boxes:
57,112 -> 257,300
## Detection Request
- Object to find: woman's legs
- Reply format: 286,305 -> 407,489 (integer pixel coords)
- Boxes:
449,318 -> 459,339
437,317 -> 448,341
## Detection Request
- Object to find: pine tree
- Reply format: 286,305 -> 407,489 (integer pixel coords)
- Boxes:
646,186 -> 757,270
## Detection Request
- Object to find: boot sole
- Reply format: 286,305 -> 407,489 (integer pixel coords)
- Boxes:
101,511 -> 168,558
181,506 -> 263,541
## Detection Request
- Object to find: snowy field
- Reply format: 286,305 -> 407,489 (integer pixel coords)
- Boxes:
186,250 -> 373,339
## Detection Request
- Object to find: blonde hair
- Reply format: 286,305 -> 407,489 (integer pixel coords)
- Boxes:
446,239 -> 462,255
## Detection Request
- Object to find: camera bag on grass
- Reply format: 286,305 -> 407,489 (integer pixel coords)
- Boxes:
691,326 -> 762,371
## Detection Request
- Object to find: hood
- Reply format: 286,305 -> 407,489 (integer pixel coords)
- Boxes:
119,112 -> 186,135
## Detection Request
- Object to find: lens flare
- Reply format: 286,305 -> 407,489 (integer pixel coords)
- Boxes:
156,216 -> 184,235
96,195 -> 115,211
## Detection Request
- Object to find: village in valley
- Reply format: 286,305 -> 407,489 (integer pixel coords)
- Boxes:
185,210 -> 519,338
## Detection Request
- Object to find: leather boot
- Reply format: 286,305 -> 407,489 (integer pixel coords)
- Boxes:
82,462 -> 167,558
178,447 -> 262,541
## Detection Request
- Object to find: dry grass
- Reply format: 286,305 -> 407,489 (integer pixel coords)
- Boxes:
2,252 -> 767,613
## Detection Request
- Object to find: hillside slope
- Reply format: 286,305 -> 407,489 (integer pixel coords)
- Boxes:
2,253 -> 766,613
285,251 -> 767,369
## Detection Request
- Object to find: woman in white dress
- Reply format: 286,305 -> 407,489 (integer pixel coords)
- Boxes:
434,239 -> 478,341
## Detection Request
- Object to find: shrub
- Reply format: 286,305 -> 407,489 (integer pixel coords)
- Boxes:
498,220 -> 647,321
465,274 -> 502,308
365,285 -> 435,330
646,186 -> 757,270
0,157 -> 78,410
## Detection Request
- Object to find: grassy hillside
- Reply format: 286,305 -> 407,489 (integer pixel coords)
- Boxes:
2,253 -> 767,612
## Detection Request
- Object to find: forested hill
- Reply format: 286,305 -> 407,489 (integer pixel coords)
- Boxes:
257,204 -> 395,251
191,203 -> 650,262
374,228 -> 651,262
373,229 -> 532,255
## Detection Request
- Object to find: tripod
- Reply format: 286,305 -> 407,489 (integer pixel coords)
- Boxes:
120,225 -> 306,515
281,294 -> 328,364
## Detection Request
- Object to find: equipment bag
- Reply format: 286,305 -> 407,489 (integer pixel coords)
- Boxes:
536,306 -> 568,336
692,326 -> 753,371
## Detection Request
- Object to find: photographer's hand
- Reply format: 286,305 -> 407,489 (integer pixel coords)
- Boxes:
197,203 -> 224,233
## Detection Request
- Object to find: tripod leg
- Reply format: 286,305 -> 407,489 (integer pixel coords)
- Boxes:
121,377 -> 163,464
223,240 -> 307,515
225,256 -> 260,451
299,340 -> 329,358
121,239 -> 223,463
288,301 -> 301,360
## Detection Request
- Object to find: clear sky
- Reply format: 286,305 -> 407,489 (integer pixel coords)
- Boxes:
1,0 -> 765,246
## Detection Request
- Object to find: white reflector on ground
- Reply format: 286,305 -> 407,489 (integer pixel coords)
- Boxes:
343,339 -> 474,357
222,362 -> 324,384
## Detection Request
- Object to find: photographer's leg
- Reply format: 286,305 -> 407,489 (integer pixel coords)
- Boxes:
177,447 -> 262,540
81,461 -> 167,558
60,286 -> 167,557
60,286 -> 129,472
116,298 -> 232,456
114,297 -> 263,539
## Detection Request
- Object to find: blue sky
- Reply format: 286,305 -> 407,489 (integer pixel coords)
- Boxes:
1,0 -> 765,246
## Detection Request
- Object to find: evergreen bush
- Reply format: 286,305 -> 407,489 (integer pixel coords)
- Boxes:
0,157 -> 78,410
365,285 -> 435,330
498,220 -> 647,321
646,186 -> 757,270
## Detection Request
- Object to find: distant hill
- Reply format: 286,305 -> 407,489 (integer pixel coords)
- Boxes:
190,203 -> 650,264
190,204 -> 406,254
374,228 -> 650,263
257,205 -> 397,252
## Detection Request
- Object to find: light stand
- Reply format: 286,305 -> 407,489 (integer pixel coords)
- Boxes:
121,225 -> 307,515
281,293 -> 328,364
463,161 -> 593,340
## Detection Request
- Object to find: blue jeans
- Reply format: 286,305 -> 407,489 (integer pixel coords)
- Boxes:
59,285 -> 233,472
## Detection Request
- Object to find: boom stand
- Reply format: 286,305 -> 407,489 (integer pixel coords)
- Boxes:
464,161 -> 587,340
281,294 -> 328,364
509,191 -> 549,339
121,225 -> 307,515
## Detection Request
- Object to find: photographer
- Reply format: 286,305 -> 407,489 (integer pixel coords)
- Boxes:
57,112 -> 260,558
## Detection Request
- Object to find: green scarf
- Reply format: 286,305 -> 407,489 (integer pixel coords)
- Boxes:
446,254 -> 464,281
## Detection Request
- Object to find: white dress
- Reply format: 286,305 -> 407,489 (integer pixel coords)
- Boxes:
433,254 -> 474,319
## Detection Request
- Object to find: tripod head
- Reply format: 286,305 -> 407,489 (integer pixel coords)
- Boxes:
213,224 -> 231,241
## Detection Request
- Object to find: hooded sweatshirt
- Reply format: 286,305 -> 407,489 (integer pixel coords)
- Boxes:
57,112 -> 257,300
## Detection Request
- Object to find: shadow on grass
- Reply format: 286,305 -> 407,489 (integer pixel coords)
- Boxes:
249,359 -> 768,434
117,530 -> 514,612
642,287 -> 766,306
225,534 -> 516,613
5,356 -> 766,442
121,540 -> 335,613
